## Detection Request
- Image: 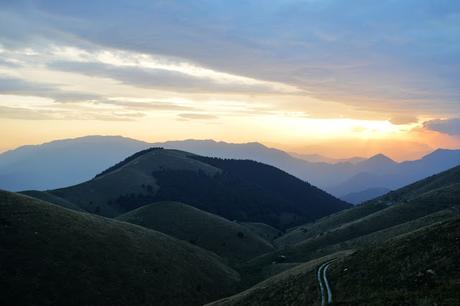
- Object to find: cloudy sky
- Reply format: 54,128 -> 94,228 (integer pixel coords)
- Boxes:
0,0 -> 459,160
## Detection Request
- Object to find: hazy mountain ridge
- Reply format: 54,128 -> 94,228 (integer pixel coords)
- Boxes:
0,136 -> 150,191
1,136 -> 459,203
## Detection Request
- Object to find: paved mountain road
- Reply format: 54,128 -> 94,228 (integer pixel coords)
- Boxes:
316,259 -> 336,305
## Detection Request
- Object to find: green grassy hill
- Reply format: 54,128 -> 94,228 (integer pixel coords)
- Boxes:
327,218 -> 460,305
0,190 -> 240,306
240,222 -> 282,242
206,250 -> 353,306
49,148 -> 350,229
20,190 -> 84,211
116,201 -> 274,263
207,218 -> 460,306
274,201 -> 387,247
373,164 -> 460,204
237,166 -> 460,286
276,165 -> 460,248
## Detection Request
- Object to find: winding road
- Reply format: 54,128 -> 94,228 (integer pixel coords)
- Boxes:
316,259 -> 336,305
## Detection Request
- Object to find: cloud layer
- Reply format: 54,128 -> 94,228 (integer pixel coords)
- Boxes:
0,0 -> 459,155
424,118 -> 460,136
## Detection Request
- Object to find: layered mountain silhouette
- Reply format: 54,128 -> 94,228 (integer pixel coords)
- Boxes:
47,148 -> 350,229
1,136 -> 459,204
2,147 -> 460,305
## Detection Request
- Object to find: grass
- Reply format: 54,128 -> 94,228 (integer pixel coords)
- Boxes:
206,250 -> 353,306
116,201 -> 274,264
238,182 -> 460,287
0,190 -> 240,306
240,222 -> 282,242
20,190 -> 84,211
328,218 -> 460,305
207,218 -> 460,305
50,149 -> 350,229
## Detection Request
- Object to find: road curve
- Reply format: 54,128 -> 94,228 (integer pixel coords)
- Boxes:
323,263 -> 333,304
316,262 -> 327,306
316,259 -> 336,305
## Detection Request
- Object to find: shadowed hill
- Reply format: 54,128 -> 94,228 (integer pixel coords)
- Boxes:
50,149 -> 350,229
240,222 -> 282,242
20,190 -> 84,211
0,190 -> 240,306
116,201 -> 274,263
208,218 -> 460,306
239,165 -> 460,286
276,165 -> 460,248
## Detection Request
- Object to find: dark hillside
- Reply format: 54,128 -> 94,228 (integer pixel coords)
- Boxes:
51,149 -> 350,229
116,201 -> 274,263
0,190 -> 239,306
208,218 -> 460,306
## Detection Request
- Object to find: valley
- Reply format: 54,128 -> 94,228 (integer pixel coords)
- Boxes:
1,147 -> 459,305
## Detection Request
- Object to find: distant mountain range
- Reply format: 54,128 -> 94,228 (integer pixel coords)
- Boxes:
0,136 -> 150,191
2,146 -> 460,305
1,136 -> 459,204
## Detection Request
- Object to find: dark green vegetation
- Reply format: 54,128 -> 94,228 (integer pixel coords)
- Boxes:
240,222 -> 282,242
0,190 -> 240,306
209,219 -> 460,306
328,218 -> 460,305
3,146 -> 460,305
20,190 -> 84,212
230,165 -> 460,301
50,149 -> 350,229
116,201 -> 274,263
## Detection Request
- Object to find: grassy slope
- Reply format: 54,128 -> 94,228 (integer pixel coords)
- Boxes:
276,165 -> 460,248
20,190 -> 84,211
239,182 -> 460,287
376,164 -> 460,203
51,149 -> 220,217
247,184 -> 460,269
328,218 -> 460,305
0,190 -> 239,306
116,201 -> 274,263
286,183 -> 460,260
50,149 -> 350,229
206,250 -> 353,306
274,201 -> 387,247
207,218 -> 460,306
240,222 -> 282,242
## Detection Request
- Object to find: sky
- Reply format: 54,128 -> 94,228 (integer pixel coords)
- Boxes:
0,0 -> 459,160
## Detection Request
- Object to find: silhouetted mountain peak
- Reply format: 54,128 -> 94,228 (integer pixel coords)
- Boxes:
368,153 -> 394,162
423,148 -> 460,159
358,154 -> 397,167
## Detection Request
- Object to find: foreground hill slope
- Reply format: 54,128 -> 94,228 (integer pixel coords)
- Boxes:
20,190 -> 84,212
208,218 -> 460,306
116,202 -> 274,263
51,148 -> 350,229
0,190 -> 239,306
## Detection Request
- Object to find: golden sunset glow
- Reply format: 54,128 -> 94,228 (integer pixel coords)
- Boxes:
0,1 -> 459,160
